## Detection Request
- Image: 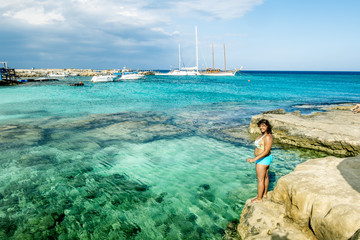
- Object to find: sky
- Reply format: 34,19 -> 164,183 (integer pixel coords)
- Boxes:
0,0 -> 360,71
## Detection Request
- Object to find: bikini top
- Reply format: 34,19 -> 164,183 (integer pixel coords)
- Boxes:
254,134 -> 266,150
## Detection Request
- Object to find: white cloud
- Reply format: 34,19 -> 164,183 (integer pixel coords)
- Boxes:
0,0 -> 265,68
151,27 -> 179,36
0,0 -> 264,28
3,7 -> 65,25
172,0 -> 264,20
0,0 -> 166,27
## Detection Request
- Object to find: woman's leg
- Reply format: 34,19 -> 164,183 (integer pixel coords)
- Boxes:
252,164 -> 269,202
264,167 -> 270,198
351,104 -> 360,111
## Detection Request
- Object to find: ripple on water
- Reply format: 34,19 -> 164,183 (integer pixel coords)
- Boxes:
0,112 -> 326,239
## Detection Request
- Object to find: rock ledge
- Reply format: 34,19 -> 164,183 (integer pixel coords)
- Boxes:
249,107 -> 360,156
238,156 -> 360,240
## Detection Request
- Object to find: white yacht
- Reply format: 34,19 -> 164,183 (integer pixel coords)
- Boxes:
156,27 -> 200,76
47,72 -> 68,78
156,27 -> 241,76
165,67 -> 200,76
114,67 -> 144,80
91,75 -> 115,82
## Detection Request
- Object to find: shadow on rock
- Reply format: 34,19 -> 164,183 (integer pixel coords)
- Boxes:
337,156 -> 360,193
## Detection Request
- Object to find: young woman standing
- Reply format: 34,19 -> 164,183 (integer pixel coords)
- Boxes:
246,119 -> 273,203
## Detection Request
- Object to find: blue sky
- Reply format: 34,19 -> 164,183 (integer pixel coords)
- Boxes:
1,0 -> 359,71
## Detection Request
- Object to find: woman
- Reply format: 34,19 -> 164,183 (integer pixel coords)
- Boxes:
246,119 -> 273,203
350,104 -> 360,113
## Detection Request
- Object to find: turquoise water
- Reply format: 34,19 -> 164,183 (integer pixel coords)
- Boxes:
0,72 -> 359,239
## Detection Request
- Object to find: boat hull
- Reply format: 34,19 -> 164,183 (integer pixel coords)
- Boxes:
200,72 -> 235,76
155,70 -> 200,76
91,75 -> 115,82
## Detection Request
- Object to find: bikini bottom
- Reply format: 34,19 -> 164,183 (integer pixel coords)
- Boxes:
256,154 -> 273,165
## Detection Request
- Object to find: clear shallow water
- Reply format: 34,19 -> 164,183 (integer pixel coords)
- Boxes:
0,72 -> 359,239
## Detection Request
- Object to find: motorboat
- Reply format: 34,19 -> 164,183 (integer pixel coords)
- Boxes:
47,72 -> 68,78
114,67 -> 144,80
91,75 -> 115,82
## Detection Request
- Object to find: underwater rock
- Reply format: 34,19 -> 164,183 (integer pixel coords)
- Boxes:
0,125 -> 43,147
218,125 -> 251,143
199,184 -> 210,190
0,166 -> 156,239
85,120 -> 189,143
122,222 -> 141,237
155,192 -> 167,203
186,213 -> 198,222
18,150 -> 58,167
223,219 -> 241,240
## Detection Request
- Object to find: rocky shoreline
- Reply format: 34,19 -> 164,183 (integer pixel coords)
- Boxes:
235,104 -> 360,240
249,105 -> 360,157
14,68 -> 117,77
14,68 -> 154,78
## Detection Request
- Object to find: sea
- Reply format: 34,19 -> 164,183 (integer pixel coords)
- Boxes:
0,71 -> 359,239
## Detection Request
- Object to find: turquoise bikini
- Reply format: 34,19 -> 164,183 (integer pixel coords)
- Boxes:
256,155 -> 273,165
254,134 -> 273,165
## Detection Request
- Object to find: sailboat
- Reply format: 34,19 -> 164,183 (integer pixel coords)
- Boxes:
157,27 -> 241,76
156,27 -> 200,76
200,44 -> 241,76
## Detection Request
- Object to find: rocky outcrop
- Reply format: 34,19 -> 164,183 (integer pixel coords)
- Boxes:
238,156 -> 360,240
249,106 -> 360,156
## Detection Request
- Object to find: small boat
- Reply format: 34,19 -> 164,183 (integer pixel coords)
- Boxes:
155,38 -> 200,76
47,72 -> 68,78
199,44 -> 242,76
69,81 -> 84,86
158,67 -> 200,76
91,75 -> 115,82
199,68 -> 241,76
114,67 -> 144,80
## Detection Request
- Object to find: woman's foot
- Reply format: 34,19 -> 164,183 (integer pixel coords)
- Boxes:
251,198 -> 263,203
250,196 -> 258,201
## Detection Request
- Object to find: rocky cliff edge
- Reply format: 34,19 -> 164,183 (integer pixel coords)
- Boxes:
238,156 -> 360,240
249,106 -> 360,156
238,105 -> 360,239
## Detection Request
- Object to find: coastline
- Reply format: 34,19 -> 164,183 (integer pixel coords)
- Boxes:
234,104 -> 360,239
15,68 -> 117,77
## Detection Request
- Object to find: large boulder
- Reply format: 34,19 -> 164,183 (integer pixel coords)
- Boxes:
238,156 -> 360,240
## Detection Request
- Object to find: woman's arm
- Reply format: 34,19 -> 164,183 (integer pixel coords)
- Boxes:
246,135 -> 273,163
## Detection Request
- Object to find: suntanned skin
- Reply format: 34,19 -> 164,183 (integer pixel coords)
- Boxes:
246,123 -> 273,203
351,104 -> 360,113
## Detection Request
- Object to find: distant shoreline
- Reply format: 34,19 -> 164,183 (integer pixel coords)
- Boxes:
8,68 -> 360,78
15,69 -> 119,77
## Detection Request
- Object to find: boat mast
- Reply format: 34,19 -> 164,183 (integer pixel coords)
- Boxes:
178,44 -> 181,70
223,44 -> 226,72
195,26 -> 199,72
212,43 -> 214,70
